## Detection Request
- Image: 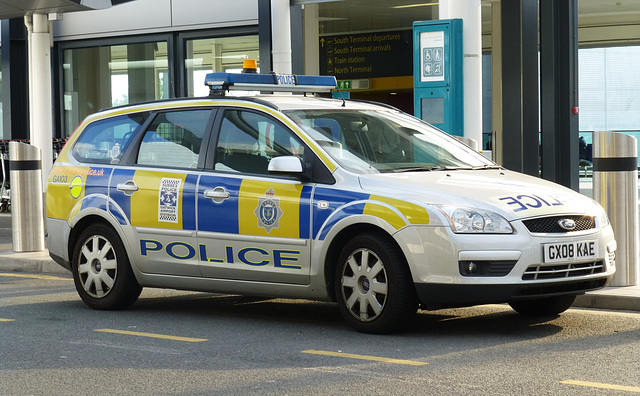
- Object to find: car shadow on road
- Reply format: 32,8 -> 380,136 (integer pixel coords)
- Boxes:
126,292 -> 564,339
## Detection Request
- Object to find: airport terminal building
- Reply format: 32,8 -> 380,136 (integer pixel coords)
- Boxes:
0,0 -> 639,168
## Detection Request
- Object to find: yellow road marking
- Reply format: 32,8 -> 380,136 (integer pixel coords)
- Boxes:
0,273 -> 71,281
94,329 -> 208,343
302,349 -> 428,366
560,380 -> 640,393
0,318 -> 16,322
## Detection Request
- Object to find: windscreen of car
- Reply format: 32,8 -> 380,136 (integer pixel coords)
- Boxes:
284,109 -> 494,174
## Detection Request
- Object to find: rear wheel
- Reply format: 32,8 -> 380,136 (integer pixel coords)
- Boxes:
509,295 -> 576,316
72,224 -> 141,310
335,233 -> 418,334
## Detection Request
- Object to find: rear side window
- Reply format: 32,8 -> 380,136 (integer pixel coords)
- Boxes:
137,109 -> 211,169
72,113 -> 148,164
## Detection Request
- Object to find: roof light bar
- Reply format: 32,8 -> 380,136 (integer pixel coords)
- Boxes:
205,72 -> 337,96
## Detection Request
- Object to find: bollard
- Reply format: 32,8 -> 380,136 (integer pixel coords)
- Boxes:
9,142 -> 45,252
593,131 -> 639,286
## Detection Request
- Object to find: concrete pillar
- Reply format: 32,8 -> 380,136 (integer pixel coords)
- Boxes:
25,13 -> 53,190
303,3 -> 319,75
439,0 -> 483,146
271,0 -> 292,74
491,3 -> 502,164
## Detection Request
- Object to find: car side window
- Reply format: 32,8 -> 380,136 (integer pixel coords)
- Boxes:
137,109 -> 211,169
72,113 -> 148,164
214,110 -> 305,175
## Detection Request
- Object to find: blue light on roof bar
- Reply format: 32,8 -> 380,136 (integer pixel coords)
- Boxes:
205,72 -> 337,95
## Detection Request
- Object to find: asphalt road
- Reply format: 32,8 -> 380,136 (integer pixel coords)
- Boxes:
1,272 -> 640,396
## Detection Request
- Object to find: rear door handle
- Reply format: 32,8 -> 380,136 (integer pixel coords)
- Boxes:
116,180 -> 139,196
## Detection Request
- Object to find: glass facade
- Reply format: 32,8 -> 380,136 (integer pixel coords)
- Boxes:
62,42 -> 168,137
579,46 -> 640,132
61,34 -> 260,137
185,35 -> 259,97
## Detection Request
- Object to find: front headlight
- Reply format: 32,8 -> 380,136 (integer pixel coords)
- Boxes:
595,205 -> 610,227
438,206 -> 513,234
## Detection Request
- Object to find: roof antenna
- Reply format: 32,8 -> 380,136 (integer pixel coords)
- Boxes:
336,86 -> 346,107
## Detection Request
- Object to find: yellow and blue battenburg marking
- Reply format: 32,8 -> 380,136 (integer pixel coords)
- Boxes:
46,165 -> 113,220
197,176 -> 312,239
49,166 -> 428,246
110,169 -> 198,229
312,187 -> 430,240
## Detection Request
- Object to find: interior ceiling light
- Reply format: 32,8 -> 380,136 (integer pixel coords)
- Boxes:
392,2 -> 438,9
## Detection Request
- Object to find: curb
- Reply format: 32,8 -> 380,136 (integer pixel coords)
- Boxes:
574,287 -> 640,312
0,249 -> 69,275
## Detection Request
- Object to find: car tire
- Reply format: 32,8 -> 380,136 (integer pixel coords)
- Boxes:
508,295 -> 576,316
72,223 -> 142,310
335,232 -> 418,334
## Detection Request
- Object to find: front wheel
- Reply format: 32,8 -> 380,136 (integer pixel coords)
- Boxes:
72,224 -> 142,310
335,233 -> 418,334
509,295 -> 576,316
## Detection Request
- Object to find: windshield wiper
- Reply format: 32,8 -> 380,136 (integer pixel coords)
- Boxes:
471,165 -> 503,170
392,166 -> 444,173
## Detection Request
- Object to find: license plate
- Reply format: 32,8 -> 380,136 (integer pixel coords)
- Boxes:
543,240 -> 598,263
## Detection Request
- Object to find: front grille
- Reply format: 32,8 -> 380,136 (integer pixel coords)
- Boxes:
522,260 -> 605,280
523,215 -> 595,234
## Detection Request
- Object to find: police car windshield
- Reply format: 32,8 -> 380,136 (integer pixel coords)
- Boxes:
284,109 -> 493,174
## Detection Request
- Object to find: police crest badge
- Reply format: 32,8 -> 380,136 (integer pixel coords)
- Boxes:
255,188 -> 282,233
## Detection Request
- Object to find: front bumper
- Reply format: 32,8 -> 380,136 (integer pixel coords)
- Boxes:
415,276 -> 611,309
395,222 -> 616,308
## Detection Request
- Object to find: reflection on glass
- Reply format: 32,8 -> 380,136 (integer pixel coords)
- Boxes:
285,109 -> 493,174
62,42 -> 168,137
185,35 -> 259,97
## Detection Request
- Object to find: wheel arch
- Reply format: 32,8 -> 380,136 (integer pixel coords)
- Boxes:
68,214 -> 125,267
323,222 -> 409,302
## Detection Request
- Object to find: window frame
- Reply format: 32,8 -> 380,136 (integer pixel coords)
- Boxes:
205,107 -> 316,179
54,27 -> 260,140
122,107 -> 218,171
177,27 -> 259,98
55,33 -> 175,139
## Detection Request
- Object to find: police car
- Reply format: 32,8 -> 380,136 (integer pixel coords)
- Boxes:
46,66 -> 616,334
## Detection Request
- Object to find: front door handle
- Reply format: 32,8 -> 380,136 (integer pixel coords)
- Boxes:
204,187 -> 230,204
116,180 -> 139,196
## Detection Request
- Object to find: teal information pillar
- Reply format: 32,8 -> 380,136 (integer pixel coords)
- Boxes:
413,19 -> 463,136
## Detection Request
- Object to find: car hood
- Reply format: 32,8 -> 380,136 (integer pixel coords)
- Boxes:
358,169 -> 601,221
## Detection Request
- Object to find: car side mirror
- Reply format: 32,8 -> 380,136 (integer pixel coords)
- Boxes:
268,156 -> 305,175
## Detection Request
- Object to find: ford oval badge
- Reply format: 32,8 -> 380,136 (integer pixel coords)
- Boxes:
558,218 -> 577,231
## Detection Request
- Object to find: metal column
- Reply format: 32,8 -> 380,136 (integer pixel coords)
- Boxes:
499,0 -> 539,176
9,142 -> 45,252
593,131 -> 639,287
540,0 -> 580,191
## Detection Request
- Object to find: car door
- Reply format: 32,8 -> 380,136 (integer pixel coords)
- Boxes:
110,108 -> 215,276
197,108 -> 313,284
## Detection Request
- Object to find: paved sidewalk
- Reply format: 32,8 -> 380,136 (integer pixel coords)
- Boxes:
0,247 -> 638,313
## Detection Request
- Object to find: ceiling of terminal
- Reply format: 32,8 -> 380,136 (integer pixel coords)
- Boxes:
316,0 -> 640,45
0,0 -> 132,19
